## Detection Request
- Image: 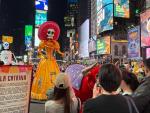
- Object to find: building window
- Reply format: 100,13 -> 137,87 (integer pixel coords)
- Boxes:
122,45 -> 126,56
114,45 -> 118,56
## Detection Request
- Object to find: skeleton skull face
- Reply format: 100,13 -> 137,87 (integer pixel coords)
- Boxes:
3,42 -> 9,50
47,29 -> 55,39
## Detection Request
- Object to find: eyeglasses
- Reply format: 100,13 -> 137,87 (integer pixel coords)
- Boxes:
96,83 -> 101,87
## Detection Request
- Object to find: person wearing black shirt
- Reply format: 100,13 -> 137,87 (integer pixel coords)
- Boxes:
83,64 -> 138,113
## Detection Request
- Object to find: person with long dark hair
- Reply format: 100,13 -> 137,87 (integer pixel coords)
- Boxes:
45,73 -> 80,113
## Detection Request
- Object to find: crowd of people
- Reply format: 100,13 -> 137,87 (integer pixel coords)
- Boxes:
45,57 -> 150,113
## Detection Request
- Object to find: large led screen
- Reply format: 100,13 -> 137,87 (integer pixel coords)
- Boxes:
146,0 -> 150,8
96,36 -> 110,55
79,19 -> 89,58
25,25 -> 33,37
88,38 -> 96,53
68,0 -> 78,3
35,0 -> 48,11
97,0 -> 113,34
146,48 -> 150,58
35,10 -> 47,27
128,26 -> 140,59
141,9 -> 150,47
114,0 -> 130,18
34,28 -> 41,47
0,43 -> 2,51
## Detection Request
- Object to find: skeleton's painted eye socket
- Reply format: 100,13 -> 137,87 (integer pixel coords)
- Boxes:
48,31 -> 54,35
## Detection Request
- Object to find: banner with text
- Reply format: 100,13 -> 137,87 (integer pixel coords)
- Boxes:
0,66 -> 32,113
128,26 -> 140,59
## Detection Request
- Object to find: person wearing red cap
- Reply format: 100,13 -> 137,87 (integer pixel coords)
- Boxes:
31,21 -> 64,100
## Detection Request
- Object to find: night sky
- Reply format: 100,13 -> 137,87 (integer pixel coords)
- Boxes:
0,0 -> 67,55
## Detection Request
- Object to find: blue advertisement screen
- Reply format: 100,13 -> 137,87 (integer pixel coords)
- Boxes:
97,0 -> 113,34
35,10 -> 47,27
128,26 -> 140,59
114,0 -> 130,18
68,0 -> 78,3
35,0 -> 48,11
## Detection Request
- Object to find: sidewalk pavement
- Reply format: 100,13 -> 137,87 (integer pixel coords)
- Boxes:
29,100 -> 45,113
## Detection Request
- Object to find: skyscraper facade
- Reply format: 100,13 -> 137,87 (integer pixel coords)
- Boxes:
91,0 -> 97,37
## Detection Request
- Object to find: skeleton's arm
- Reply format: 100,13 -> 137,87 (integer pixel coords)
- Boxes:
37,41 -> 46,58
55,41 -> 64,57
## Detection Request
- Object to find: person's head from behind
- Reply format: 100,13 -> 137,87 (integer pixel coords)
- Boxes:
120,69 -> 139,93
98,64 -> 122,93
54,73 -> 71,113
143,58 -> 150,76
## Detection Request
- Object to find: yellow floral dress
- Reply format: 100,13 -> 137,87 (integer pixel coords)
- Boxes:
31,40 -> 63,100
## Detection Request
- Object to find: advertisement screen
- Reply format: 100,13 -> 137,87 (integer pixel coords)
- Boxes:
2,36 -> 13,43
88,38 -> 96,53
64,16 -> 74,27
35,0 -> 48,11
141,9 -> 150,47
96,36 -> 110,55
79,19 -> 89,58
146,48 -> 150,58
34,28 -> 41,47
0,43 -> 2,51
35,10 -> 47,27
25,25 -> 33,37
68,0 -> 78,3
128,26 -> 140,58
97,0 -> 113,34
146,0 -> 150,8
114,0 -> 130,18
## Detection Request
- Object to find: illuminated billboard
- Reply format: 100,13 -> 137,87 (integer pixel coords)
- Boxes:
68,0 -> 78,3
141,9 -> 150,47
114,0 -> 130,18
34,28 -> 41,47
146,48 -> 150,58
35,0 -> 48,11
25,25 -> 33,47
35,10 -> 47,27
96,36 -> 111,55
25,25 -> 33,36
79,19 -> 89,58
88,36 -> 97,53
128,26 -> 140,58
97,0 -> 113,34
64,16 -> 74,27
146,0 -> 150,8
2,36 -> 13,43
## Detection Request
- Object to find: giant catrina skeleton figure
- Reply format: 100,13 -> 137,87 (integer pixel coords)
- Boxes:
31,21 -> 64,100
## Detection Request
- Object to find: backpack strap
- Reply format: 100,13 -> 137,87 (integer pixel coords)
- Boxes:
128,97 -> 139,113
125,96 -> 132,113
124,96 -> 139,113
77,97 -> 81,113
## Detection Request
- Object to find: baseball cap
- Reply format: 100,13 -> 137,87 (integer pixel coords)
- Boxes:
55,73 -> 70,89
